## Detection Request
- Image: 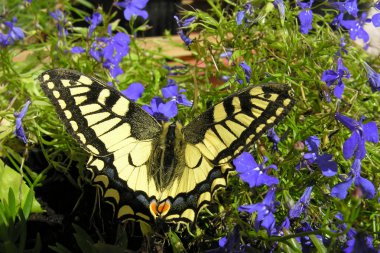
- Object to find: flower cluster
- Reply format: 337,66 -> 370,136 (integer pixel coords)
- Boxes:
0,17 -> 24,47
296,136 -> 337,176
89,25 -> 130,79
331,113 -> 378,199
142,79 -> 192,121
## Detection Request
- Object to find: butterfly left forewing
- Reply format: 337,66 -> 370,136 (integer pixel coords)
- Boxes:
183,83 -> 295,164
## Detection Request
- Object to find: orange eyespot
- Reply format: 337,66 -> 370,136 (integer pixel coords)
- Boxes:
149,199 -> 171,218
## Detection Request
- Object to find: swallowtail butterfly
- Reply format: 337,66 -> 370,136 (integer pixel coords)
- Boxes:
39,69 -> 294,224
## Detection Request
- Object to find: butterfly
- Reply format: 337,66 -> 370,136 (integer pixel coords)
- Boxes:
38,69 -> 294,224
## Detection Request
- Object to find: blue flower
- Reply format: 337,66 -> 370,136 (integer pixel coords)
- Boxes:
71,46 -> 85,54
161,79 -> 193,107
210,226 -> 249,253
296,222 -> 326,252
142,97 -> 177,122
233,152 -> 279,188
335,113 -> 378,160
321,57 -> 350,99
0,17 -> 24,47
239,62 -> 251,83
121,82 -> 144,101
14,100 -> 31,144
363,62 -> 380,92
174,16 -> 193,47
50,10 -> 68,37
90,25 -> 130,78
344,232 -> 377,253
331,0 -> 358,27
236,3 -> 253,25
296,136 -> 338,177
331,159 -> 376,199
341,13 -> 371,46
85,12 -> 102,38
239,187 -> 278,234
273,0 -> 285,19
267,128 -> 280,151
297,0 -> 314,34
289,186 -> 313,219
371,13 -> 380,27
115,0 -> 149,21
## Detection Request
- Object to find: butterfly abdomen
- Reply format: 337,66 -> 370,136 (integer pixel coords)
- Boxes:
148,122 -> 186,191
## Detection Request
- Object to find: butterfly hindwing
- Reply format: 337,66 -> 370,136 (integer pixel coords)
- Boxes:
183,84 -> 295,164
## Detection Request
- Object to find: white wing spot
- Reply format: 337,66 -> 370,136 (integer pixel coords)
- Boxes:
112,98 -> 130,116
69,86 -> 90,96
47,82 -> 54,89
77,133 -> 86,143
78,75 -> 93,85
276,107 -> 284,116
213,103 -> 227,122
61,80 -> 71,87
87,145 -> 99,155
98,89 -> 111,106
64,110 -> 72,119
255,123 -> 266,133
58,99 -> 66,109
70,121 -> 78,131
53,90 -> 60,98
43,74 -> 50,82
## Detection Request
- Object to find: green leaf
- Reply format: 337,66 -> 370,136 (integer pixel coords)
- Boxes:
168,230 -> 186,253
309,234 -> 327,253
0,159 -> 43,214
72,224 -> 95,253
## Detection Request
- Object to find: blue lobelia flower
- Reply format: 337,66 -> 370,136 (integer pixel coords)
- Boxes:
236,3 -> 253,25
331,158 -> 376,199
161,79 -> 193,107
297,0 -> 314,34
233,152 -> 279,188
115,0 -> 149,21
335,113 -> 379,160
341,12 -> 371,47
142,97 -> 178,122
344,233 -> 377,253
296,136 -> 338,177
331,0 -> 358,27
372,13 -> 380,27
363,62 -> 380,92
71,46 -> 85,54
267,127 -> 280,151
239,62 -> 251,83
121,82 -> 144,101
50,10 -> 68,38
296,222 -> 326,252
90,25 -> 130,78
208,226 -> 250,253
289,186 -> 313,219
273,0 -> 285,20
85,12 -> 102,38
239,187 -> 279,234
14,100 -> 31,144
1,17 -> 24,47
174,16 -> 193,47
321,57 -> 350,99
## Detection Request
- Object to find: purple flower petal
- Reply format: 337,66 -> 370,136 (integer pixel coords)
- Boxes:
363,62 -> 380,92
71,46 -> 85,54
315,153 -> 337,177
121,82 -> 144,101
14,100 -> 31,143
372,13 -> 380,27
363,122 -> 379,143
355,176 -> 376,199
343,131 -> 359,159
331,177 -> 353,199
299,9 -> 313,34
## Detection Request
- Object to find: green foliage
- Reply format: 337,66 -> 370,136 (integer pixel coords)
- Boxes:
0,0 -> 379,251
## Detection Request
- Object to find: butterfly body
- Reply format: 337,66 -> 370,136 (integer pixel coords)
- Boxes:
39,69 -> 294,224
